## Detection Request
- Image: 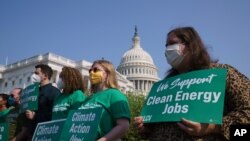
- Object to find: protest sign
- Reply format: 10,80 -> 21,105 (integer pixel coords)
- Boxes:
0,122 -> 9,141
20,83 -> 39,113
60,107 -> 102,141
140,69 -> 227,124
32,119 -> 66,141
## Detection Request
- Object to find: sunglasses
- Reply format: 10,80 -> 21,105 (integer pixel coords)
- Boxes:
89,67 -> 103,73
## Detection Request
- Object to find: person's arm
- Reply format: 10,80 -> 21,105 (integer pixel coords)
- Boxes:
177,118 -> 221,136
14,112 -> 33,141
134,116 -> 144,131
220,64 -> 250,140
98,90 -> 130,141
14,112 -> 25,137
32,87 -> 60,121
134,116 -> 155,139
177,64 -> 250,139
25,110 -> 35,119
14,126 -> 29,141
97,118 -> 129,141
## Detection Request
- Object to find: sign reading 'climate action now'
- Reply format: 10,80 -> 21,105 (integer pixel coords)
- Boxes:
32,119 -> 66,141
60,107 -> 102,141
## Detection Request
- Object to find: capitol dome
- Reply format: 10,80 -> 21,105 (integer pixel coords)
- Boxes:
117,26 -> 160,95
121,45 -> 154,64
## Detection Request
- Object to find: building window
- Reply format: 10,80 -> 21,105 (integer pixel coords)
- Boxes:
19,78 -> 23,84
4,82 -> 8,87
27,76 -> 31,82
12,80 -> 15,86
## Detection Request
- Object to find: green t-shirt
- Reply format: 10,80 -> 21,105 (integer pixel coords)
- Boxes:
0,109 -> 10,123
78,88 -> 131,139
0,109 -> 10,141
52,90 -> 86,120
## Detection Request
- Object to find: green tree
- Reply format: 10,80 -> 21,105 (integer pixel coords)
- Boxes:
122,92 -> 148,141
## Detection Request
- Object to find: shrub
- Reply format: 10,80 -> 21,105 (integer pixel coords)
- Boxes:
122,92 -> 148,141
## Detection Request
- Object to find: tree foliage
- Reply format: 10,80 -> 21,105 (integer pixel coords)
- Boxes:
122,92 -> 148,141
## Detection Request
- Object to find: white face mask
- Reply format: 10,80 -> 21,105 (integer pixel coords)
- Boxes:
56,78 -> 64,90
165,44 -> 184,68
31,73 -> 41,84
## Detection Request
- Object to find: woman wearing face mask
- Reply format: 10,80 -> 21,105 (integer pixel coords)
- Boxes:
52,66 -> 86,120
134,26 -> 250,141
78,59 -> 130,141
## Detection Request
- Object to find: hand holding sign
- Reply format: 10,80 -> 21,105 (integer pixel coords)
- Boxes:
134,117 -> 145,132
25,110 -> 35,120
177,118 -> 221,136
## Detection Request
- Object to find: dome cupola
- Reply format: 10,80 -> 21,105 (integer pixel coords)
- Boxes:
117,26 -> 160,95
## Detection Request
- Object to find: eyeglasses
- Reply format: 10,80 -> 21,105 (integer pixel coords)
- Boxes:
89,67 -> 103,73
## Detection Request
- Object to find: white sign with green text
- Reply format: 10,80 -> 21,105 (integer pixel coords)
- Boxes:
140,69 -> 227,124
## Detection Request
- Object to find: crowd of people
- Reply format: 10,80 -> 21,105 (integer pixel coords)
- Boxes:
0,26 -> 249,141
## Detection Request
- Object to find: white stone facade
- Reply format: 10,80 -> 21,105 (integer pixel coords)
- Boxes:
0,53 -> 134,94
117,27 -> 160,95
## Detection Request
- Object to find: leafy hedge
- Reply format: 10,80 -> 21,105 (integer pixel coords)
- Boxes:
122,92 -> 148,141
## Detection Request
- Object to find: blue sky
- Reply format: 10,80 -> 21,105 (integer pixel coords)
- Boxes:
0,0 -> 249,79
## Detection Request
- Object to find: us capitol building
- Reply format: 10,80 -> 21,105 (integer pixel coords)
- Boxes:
0,27 -> 160,95
117,27 -> 160,95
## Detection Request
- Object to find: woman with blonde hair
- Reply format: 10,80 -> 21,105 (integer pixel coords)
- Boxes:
78,59 -> 131,141
52,66 -> 86,120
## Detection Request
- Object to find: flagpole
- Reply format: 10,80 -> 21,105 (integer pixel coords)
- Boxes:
5,56 -> 8,65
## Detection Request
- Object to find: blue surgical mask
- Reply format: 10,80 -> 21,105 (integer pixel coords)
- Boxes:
56,78 -> 64,90
8,96 -> 15,107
